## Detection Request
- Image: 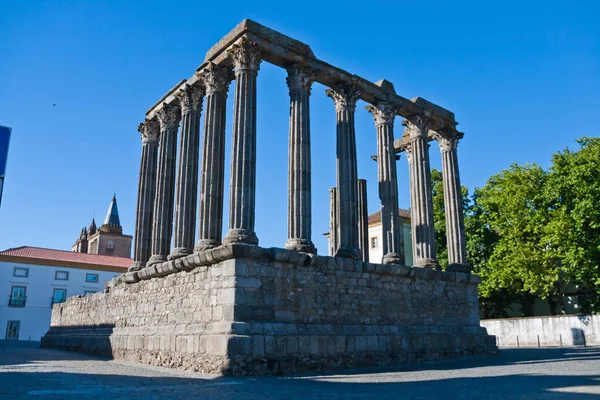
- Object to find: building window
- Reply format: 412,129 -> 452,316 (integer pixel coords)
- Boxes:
8,286 -> 26,307
84,290 -> 97,296
371,236 -> 379,249
5,321 -> 20,340
86,273 -> 99,283
54,271 -> 69,281
52,288 -> 67,305
13,267 -> 29,278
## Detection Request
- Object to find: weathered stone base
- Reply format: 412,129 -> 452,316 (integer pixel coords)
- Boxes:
42,244 -> 497,375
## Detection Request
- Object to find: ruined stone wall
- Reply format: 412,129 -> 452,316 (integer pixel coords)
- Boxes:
44,247 -> 496,375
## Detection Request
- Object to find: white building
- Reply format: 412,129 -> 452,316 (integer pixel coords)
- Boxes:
366,209 -> 414,265
0,246 -> 130,341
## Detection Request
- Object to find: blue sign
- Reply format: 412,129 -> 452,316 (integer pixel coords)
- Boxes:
0,125 -> 11,207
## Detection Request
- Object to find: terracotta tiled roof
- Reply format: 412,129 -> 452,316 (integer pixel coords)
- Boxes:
368,209 -> 411,225
0,246 -> 131,269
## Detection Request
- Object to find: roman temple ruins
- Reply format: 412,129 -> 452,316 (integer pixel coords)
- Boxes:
43,20 -> 497,375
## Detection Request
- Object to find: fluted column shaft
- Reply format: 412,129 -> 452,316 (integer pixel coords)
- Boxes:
329,187 -> 338,256
170,86 -> 204,259
149,105 -> 180,265
367,103 -> 404,265
357,179 -> 369,262
195,64 -> 233,251
224,39 -> 261,245
285,66 -> 316,253
326,85 -> 361,259
438,134 -> 470,272
405,115 -> 438,268
130,121 -> 159,271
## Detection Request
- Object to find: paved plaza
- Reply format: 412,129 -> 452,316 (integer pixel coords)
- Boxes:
1,341 -> 599,399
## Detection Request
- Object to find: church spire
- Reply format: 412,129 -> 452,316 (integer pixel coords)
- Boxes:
88,218 -> 97,235
99,194 -> 123,234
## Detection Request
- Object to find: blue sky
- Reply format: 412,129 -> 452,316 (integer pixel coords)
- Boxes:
1,0 -> 598,255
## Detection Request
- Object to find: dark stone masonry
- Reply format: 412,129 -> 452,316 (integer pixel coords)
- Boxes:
43,244 -> 496,375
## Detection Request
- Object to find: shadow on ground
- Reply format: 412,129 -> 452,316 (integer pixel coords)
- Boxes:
0,341 -> 599,399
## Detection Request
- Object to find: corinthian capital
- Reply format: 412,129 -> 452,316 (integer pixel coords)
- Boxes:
286,65 -> 316,95
325,84 -> 361,112
156,103 -> 181,130
403,114 -> 431,140
228,38 -> 261,73
198,62 -> 234,95
139,119 -> 159,144
365,102 -> 395,126
433,130 -> 459,152
176,85 -> 204,113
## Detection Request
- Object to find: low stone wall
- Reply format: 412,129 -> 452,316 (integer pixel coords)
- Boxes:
482,315 -> 600,347
43,244 -> 497,375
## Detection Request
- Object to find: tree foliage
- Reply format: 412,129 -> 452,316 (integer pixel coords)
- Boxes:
431,137 -> 600,316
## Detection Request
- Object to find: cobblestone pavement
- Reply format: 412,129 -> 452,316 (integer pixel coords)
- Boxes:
0,341 -> 599,399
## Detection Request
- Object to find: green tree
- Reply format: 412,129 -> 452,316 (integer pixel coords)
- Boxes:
544,137 -> 600,313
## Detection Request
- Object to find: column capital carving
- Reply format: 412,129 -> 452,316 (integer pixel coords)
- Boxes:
403,114 -> 431,140
286,65 -> 316,95
198,62 -> 234,95
156,103 -> 181,130
433,131 -> 459,152
176,85 -> 204,114
365,102 -> 395,127
325,84 -> 361,112
228,38 -> 262,73
138,120 -> 159,144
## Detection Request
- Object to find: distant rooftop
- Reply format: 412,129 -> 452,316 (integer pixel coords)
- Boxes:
368,209 -> 411,225
0,246 -> 131,270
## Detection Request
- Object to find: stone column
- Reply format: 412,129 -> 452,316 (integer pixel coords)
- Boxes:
357,179 -> 369,262
285,65 -> 316,253
366,103 -> 404,265
169,85 -> 204,259
437,132 -> 470,272
326,85 -> 361,259
148,104 -> 180,265
329,187 -> 338,256
223,39 -> 261,245
129,120 -> 159,271
404,115 -> 438,268
195,63 -> 233,251
405,143 -> 417,265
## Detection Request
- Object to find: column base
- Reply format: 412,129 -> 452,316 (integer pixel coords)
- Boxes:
382,253 -> 405,265
147,255 -> 168,266
128,261 -> 146,272
194,239 -> 222,252
168,248 -> 193,260
447,263 -> 471,273
223,229 -> 259,245
335,246 -> 361,260
415,258 -> 440,269
284,239 -> 317,254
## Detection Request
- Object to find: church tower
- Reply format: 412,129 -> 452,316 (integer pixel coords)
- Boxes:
75,195 -> 132,257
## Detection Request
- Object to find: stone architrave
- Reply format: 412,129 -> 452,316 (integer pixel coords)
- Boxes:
284,65 -> 316,253
223,39 -> 262,245
329,187 -> 338,256
325,85 -> 361,259
404,115 -> 438,268
195,64 -> 234,251
148,104 -> 180,265
129,120 -> 159,271
169,85 -> 204,259
366,103 -> 404,265
436,131 -> 470,272
357,179 -> 369,262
